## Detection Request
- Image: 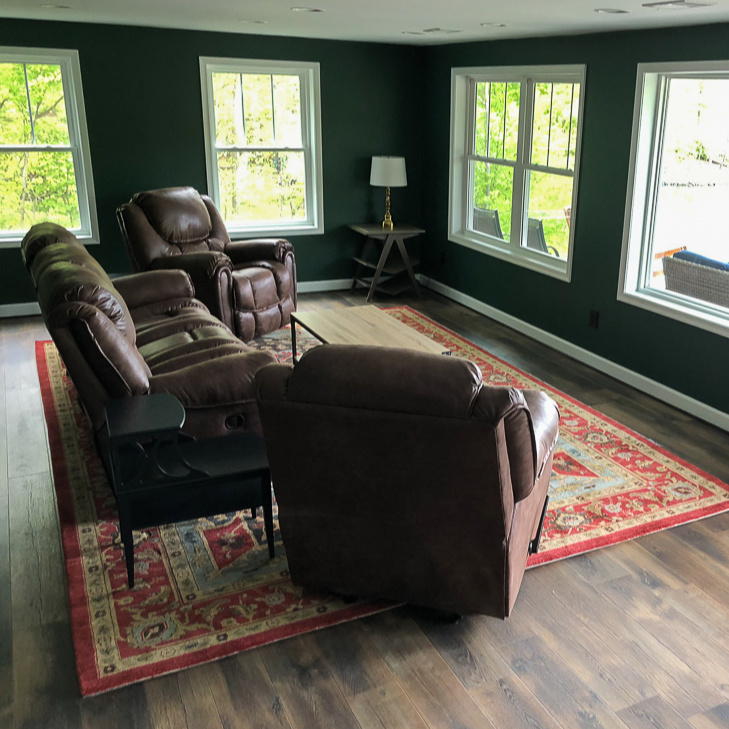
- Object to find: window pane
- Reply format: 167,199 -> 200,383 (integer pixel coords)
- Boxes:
474,82 -> 519,161
241,74 -> 274,146
217,150 -> 306,225
272,75 -> 302,147
649,78 -> 729,296
212,72 -> 244,146
472,160 -> 514,241
526,170 -> 573,258
0,63 -> 32,144
26,63 -> 70,145
532,82 -> 579,171
0,151 -> 80,232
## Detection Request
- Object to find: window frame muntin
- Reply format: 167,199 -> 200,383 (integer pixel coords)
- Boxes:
199,56 -> 324,238
618,60 -> 729,339
0,46 -> 98,248
449,63 -> 585,282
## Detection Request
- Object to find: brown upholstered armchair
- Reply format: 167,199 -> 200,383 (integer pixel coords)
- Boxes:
116,186 -> 297,342
255,344 -> 560,618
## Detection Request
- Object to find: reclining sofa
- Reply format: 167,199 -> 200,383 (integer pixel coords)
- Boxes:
22,222 -> 276,455
255,344 -> 560,618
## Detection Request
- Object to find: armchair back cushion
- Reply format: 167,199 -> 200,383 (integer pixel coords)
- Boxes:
255,344 -> 560,617
120,187 -> 231,269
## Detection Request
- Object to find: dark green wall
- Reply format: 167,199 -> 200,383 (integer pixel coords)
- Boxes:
0,18 -> 425,301
3,17 -> 729,415
422,23 -> 729,415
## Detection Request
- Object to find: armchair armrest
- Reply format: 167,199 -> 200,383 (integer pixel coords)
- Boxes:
149,251 -> 232,278
113,270 -> 195,308
226,238 -> 294,265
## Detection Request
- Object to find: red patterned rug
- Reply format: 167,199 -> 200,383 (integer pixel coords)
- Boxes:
36,306 -> 729,696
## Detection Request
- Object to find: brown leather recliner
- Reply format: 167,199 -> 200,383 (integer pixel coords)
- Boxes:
116,186 -> 297,342
255,345 -> 560,618
22,222 -> 276,454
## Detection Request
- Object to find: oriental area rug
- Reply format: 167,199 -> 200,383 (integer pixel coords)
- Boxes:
35,306 -> 729,696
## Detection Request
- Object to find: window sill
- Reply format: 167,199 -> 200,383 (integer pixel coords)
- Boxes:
618,287 -> 729,339
226,221 -> 324,239
449,231 -> 572,283
0,232 -> 99,249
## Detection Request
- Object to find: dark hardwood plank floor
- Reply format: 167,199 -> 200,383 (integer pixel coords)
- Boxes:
3,289 -> 729,729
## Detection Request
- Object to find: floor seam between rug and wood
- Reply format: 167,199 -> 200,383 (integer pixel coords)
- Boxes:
33,306 -> 729,695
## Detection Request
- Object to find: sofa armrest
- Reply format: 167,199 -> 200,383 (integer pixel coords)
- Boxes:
150,350 -> 276,407
254,362 -> 293,402
226,239 -> 294,265
113,270 -> 196,309
473,386 -> 559,504
149,252 -> 234,330
523,390 -> 560,481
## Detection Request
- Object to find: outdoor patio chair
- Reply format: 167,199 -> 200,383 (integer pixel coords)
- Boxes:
472,207 -> 505,239
527,218 -> 560,257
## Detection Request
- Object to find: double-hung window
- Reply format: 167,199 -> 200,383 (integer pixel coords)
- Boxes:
449,65 -> 585,280
619,61 -> 729,337
200,57 -> 324,238
0,47 -> 97,246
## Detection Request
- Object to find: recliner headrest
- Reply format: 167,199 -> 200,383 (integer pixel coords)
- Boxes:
287,345 -> 483,419
21,222 -> 84,269
132,187 -> 212,244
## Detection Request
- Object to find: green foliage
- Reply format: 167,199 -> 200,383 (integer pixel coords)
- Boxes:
471,79 -> 578,257
0,62 -> 80,233
212,72 -> 306,226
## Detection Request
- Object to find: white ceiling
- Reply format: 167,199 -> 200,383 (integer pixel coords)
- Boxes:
3,0 -> 728,45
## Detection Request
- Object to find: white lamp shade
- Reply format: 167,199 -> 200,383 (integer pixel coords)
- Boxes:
370,156 -> 407,187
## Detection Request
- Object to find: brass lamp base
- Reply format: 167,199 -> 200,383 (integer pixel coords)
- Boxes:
381,186 -> 394,229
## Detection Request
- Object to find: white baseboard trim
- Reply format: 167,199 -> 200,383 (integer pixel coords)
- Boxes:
0,301 -> 41,318
298,278 -> 354,293
420,275 -> 729,433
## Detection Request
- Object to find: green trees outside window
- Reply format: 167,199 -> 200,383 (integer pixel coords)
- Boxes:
0,62 -> 80,234
200,58 -> 323,237
0,48 -> 96,244
211,72 -> 306,226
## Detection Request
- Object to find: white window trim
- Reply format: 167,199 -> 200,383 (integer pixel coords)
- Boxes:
0,46 -> 98,248
448,64 -> 585,282
199,56 -> 324,238
618,60 -> 729,339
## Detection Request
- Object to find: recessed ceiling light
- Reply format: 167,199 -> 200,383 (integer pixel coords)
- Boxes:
238,18 -> 268,24
642,0 -> 714,8
422,27 -> 462,34
594,7 -> 629,12
290,6 -> 325,12
480,21 -> 508,26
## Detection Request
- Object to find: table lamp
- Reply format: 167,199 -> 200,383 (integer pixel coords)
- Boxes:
370,156 -> 407,230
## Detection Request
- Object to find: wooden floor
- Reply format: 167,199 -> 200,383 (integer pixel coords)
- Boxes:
3,289 -> 729,729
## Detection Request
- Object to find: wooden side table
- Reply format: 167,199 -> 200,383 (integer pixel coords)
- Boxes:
105,394 -> 274,587
349,224 -> 424,302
